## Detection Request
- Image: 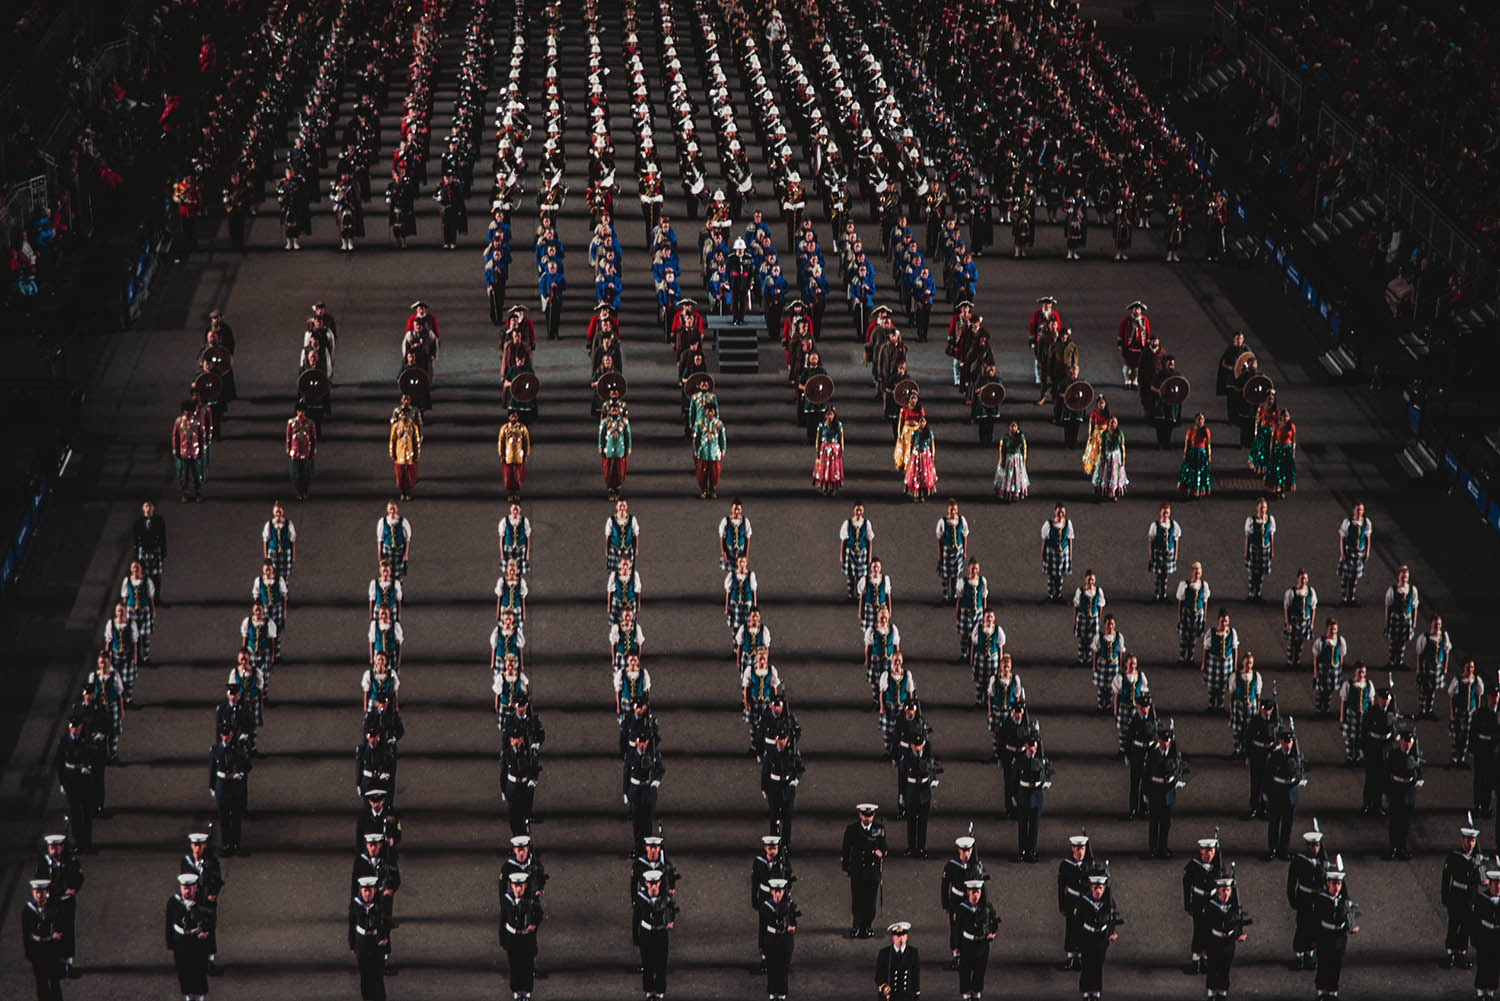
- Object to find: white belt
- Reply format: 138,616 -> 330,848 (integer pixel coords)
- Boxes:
950,886 -> 965,897
639,920 -> 657,930
630,777 -> 644,785
1482,920 -> 1498,930
758,883 -> 771,892
506,773 -> 519,783
962,931 -> 980,940
1320,921 -> 1343,931
1020,780 -> 1040,788
1274,776 -> 1296,784
172,924 -> 186,934
765,924 -> 787,934
770,773 -> 784,781
1297,883 -> 1318,895
1452,880 -> 1474,891
1211,928 -> 1236,938
504,923 -> 517,934
355,925 -> 375,935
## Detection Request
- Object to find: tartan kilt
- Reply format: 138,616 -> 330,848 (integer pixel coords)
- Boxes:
879,706 -> 901,737
1452,713 -> 1472,760
1074,612 -> 1099,642
859,601 -> 884,632
1203,653 -> 1233,692
972,649 -> 999,688
266,602 -> 285,633
126,604 -> 155,636
268,548 -> 294,582
744,696 -> 770,725
1114,703 -> 1133,746
1230,701 -> 1254,747
1340,711 -> 1364,759
938,547 -> 964,585
1244,544 -> 1272,580
867,653 -> 891,690
1149,550 -> 1177,576
1383,611 -> 1413,648
109,648 -> 136,689
380,543 -> 408,580
606,543 -> 636,573
135,547 -> 164,580
1042,545 -> 1071,580
1092,657 -> 1119,692
842,548 -> 870,582
246,643 -> 274,673
720,544 -> 747,574
1337,553 -> 1365,585
501,544 -> 531,575
1178,609 -> 1206,645
1314,666 -> 1341,697
1284,618 -> 1312,643
608,594 -> 637,624
727,601 -> 751,633
957,608 -> 982,644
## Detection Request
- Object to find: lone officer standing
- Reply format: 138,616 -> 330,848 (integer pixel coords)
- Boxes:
898,735 -> 940,858
1264,719 -> 1306,860
875,921 -> 920,1001
1143,721 -> 1185,858
954,881 -> 999,1001
165,872 -> 214,1001
56,714 -> 99,852
501,723 -> 543,837
841,803 -> 887,938
1014,729 -> 1053,863
1384,723 -> 1424,860
499,871 -> 542,1001
349,876 -> 390,1001
760,877 -> 798,1001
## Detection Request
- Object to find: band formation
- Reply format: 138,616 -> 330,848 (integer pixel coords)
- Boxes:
21,0 -> 1500,1001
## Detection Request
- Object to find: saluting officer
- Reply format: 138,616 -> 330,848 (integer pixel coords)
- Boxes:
1264,720 -> 1306,860
1244,695 -> 1279,820
635,869 -> 678,1000
1440,820 -> 1483,968
349,876 -> 390,1001
165,872 -> 214,1001
56,715 -> 99,852
500,871 -> 542,1001
841,803 -> 887,938
875,921 -> 920,1001
954,881 -> 999,1001
1143,721 -> 1185,859
760,877 -> 798,1001
898,735 -> 940,858
179,833 -> 221,974
34,835 -> 82,980
1013,728 -> 1053,863
500,722 -> 543,837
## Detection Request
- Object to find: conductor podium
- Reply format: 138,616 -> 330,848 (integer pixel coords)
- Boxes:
709,314 -> 760,374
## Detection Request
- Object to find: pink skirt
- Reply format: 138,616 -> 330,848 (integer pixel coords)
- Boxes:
904,451 -> 937,492
814,442 -> 844,486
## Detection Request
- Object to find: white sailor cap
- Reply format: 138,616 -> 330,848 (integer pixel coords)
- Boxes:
761,835 -> 782,846
1197,838 -> 1219,850
887,921 -> 911,934
1461,827 -> 1482,839
955,836 -> 975,850
767,878 -> 788,889
187,833 -> 210,844
1302,831 -> 1324,843
856,802 -> 878,814
43,834 -> 67,845
642,870 -> 664,883
29,879 -> 51,890
363,833 -> 385,843
358,876 -> 379,888
510,835 -> 532,848
1087,873 -> 1110,884
963,879 -> 986,890
1214,875 -> 1235,887
1326,854 -> 1347,880
642,836 -> 664,846
178,873 -> 199,886
508,872 -> 530,884
1068,835 -> 1091,847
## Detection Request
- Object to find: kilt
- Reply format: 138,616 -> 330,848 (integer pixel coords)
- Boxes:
126,603 -> 155,638
1245,541 -> 1272,581
1416,668 -> 1442,712
841,547 -> 870,583
1092,655 -> 1120,693
867,651 -> 892,690
109,647 -> 137,694
727,601 -> 751,633
858,600 -> 885,632
971,646 -> 1000,691
606,542 -> 636,573
380,542 -> 408,581
1384,610 -> 1413,660
1114,702 -> 1134,751
1178,608 -> 1206,654
1452,712 -> 1473,762
1340,711 -> 1364,761
1074,611 -> 1100,642
1203,652 -> 1233,694
938,546 -> 965,587
1337,553 -> 1366,587
268,547 -> 294,582
1042,544 -> 1072,581
1149,548 -> 1177,576
501,543 -> 531,575
1314,666 -> 1341,707
608,593 -> 637,624
1230,700 -> 1254,752
135,547 -> 164,581
1284,617 -> 1312,645
957,607 -> 983,647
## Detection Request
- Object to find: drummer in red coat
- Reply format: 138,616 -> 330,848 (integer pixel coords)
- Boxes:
1116,301 -> 1150,388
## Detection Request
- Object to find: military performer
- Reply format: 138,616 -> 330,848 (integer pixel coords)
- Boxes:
954,880 -> 999,1001
1144,720 -> 1185,859
1286,822 -> 1327,969
839,503 -> 875,601
500,722 -> 542,837
1359,683 -> 1397,814
1074,864 -> 1122,1001
1120,678 -> 1156,805
1265,719 -> 1306,860
751,835 -> 794,969
500,871 -> 542,1001
1014,729 -> 1053,863
34,835 -> 82,980
634,869 -> 678,1000
1244,695 -> 1280,819
1473,862 -> 1500,999
209,722 -> 250,855
171,400 -> 205,502
498,410 -> 531,501
1308,855 -> 1359,1000
1441,821 -> 1484,968
356,788 -> 402,861
876,922 -> 920,1001
1474,685 -> 1500,817
22,877 -> 64,1001
624,731 -> 665,847
1201,871 -> 1249,1000
179,833 -> 220,974
350,875 -> 390,1001
760,724 -> 804,848
897,734 -> 940,858
502,836 -> 548,898
1058,834 -> 1094,971
57,713 -> 99,850
1384,723 -> 1424,860
165,872 -> 214,1001
941,835 -> 987,968
1182,835 -> 1227,974
760,876 -> 798,1001
841,803 -> 887,938
131,500 -> 168,602
352,833 -> 400,969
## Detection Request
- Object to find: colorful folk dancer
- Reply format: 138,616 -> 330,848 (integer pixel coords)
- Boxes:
892,393 -> 925,471
935,501 -> 969,603
858,559 -> 894,634
1265,410 -> 1297,497
1338,662 -> 1373,764
735,608 -> 772,674
1246,392 -> 1278,475
1176,563 -> 1212,665
1450,660 -> 1484,766
839,504 -> 875,601
253,560 -> 288,634
1147,503 -> 1182,602
499,502 -> 532,575
743,649 -> 782,725
719,500 -> 752,572
1091,417 -> 1128,500
1112,656 -> 1150,757
1382,565 -> 1420,670
120,561 -> 156,668
725,555 -> 758,635
1081,397 -> 1110,477
1041,504 -> 1075,602
1336,503 -> 1373,606
813,407 -> 845,494
1283,570 -> 1318,666
607,556 -> 642,626
103,602 -> 139,706
1311,618 -> 1347,715
498,410 -> 531,501
1200,610 -> 1239,710
1073,570 -> 1107,668
598,400 -> 633,500
1178,413 -> 1212,498
377,502 -> 412,582
1414,615 -> 1452,719
994,422 -> 1029,501
903,418 -> 938,502
969,608 -> 1005,707
878,655 -> 917,755
263,501 -> 297,583
1090,616 -> 1125,715
605,500 -> 640,572
609,611 -> 645,674
1243,498 -> 1276,600
388,408 -> 422,501
954,559 -> 988,663
495,560 -> 527,625
1229,653 -> 1262,758
865,607 -> 901,707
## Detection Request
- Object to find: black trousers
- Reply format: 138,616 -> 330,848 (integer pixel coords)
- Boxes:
506,943 -> 536,993
915,305 -> 930,342
906,799 -> 930,853
1247,752 -> 1268,814
1018,803 -> 1042,856
1146,796 -> 1172,854
1079,937 -> 1109,993
507,786 -> 534,836
850,876 -> 879,930
630,790 -> 657,844
174,949 -> 210,995
1446,904 -> 1471,952
30,955 -> 62,1001
489,285 -> 505,325
1388,799 -> 1413,851
764,933 -> 793,995
1292,905 -> 1317,956
63,779 -> 95,848
1063,913 -> 1081,956
768,794 -> 794,848
958,940 -> 990,992
1127,755 -> 1146,815
639,930 -> 669,994
1314,936 -> 1346,992
215,778 -> 247,848
357,948 -> 387,1001
545,301 -> 561,340
1475,748 -> 1497,812
1205,939 -> 1236,992
1267,797 -> 1295,856
1362,753 -> 1385,810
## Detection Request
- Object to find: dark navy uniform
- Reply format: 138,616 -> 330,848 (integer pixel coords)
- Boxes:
841,809 -> 887,937
1383,733 -> 1423,858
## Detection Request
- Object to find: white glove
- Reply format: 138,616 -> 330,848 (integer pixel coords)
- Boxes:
622,794 -> 629,806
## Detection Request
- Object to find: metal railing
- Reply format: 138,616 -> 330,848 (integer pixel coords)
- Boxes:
0,175 -> 50,245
